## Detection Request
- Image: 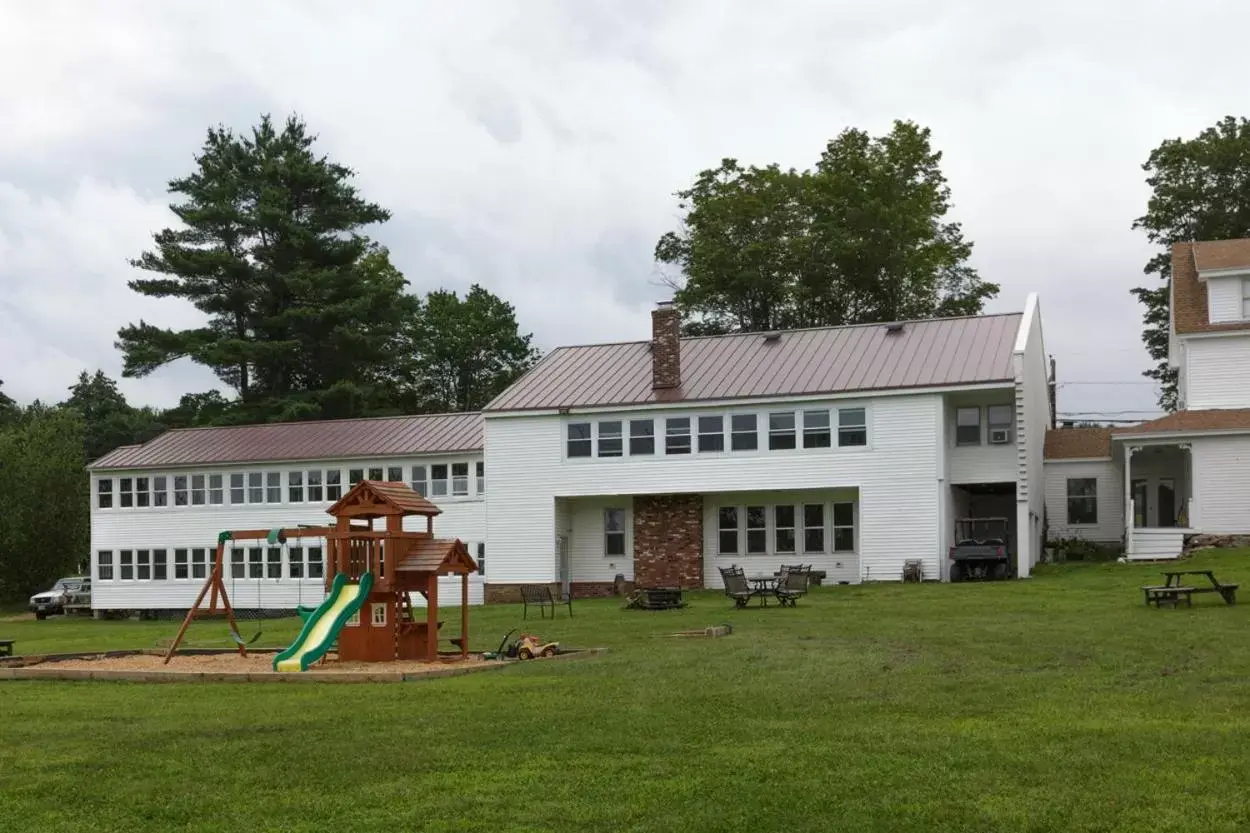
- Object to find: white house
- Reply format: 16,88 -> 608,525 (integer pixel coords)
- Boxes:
86,295 -> 1053,614
1042,238 -> 1250,559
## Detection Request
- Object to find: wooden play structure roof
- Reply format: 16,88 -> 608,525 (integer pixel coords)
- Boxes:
327,480 -> 442,519
397,538 -> 477,575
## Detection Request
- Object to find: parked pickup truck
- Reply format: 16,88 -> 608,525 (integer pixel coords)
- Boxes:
28,576 -> 91,620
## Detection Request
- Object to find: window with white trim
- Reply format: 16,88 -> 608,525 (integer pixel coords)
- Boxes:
188,474 -> 204,505
135,476 -> 151,508
119,477 -> 134,508
174,548 -> 189,579
768,412 -> 796,450
97,550 -> 114,581
718,507 -> 739,554
604,508 -> 627,556
208,474 -> 223,505
452,462 -> 469,496
833,502 -> 855,552
387,466 -> 403,482
346,610 -> 360,627
230,473 -> 245,504
629,420 -> 655,455
192,548 -> 209,579
1243,277 -> 1250,319
803,410 -> 831,448
266,472 -> 281,503
567,423 -> 592,458
98,479 -> 113,509
308,546 -> 325,579
368,467 -> 384,482
665,417 -> 691,454
153,549 -> 168,580
371,603 -> 387,626
174,475 -> 188,506
955,407 -> 981,446
265,547 -> 281,578
230,549 -> 246,579
773,505 -> 796,554
431,464 -> 449,497
698,415 -> 724,452
326,470 -> 342,501
598,421 -> 623,457
746,506 -> 767,554
289,471 -> 304,502
987,405 -> 1013,444
248,472 -> 264,503
411,466 -> 427,496
248,547 -> 264,579
119,549 -> 134,580
476,542 -> 485,575
731,414 -> 758,451
305,470 -> 323,502
1066,478 -> 1098,524
153,476 -> 168,507
803,504 -> 825,553
476,461 -> 485,494
136,549 -> 151,581
349,468 -> 364,486
289,547 -> 305,579
838,408 -> 867,447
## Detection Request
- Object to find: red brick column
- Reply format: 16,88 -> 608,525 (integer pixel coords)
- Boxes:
633,494 -> 704,589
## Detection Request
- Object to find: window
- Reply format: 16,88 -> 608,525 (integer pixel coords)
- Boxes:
136,549 -> 151,581
774,505 -> 796,553
410,466 -> 427,496
1066,478 -> 1098,525
248,547 -> 264,579
230,549 -> 245,579
152,549 -> 167,580
955,407 -> 981,446
604,508 -> 627,556
192,548 -> 208,580
769,412 -> 796,450
1243,277 -> 1250,319
97,550 -> 114,581
349,468 -> 364,486
230,473 -> 245,504
833,502 -> 855,552
119,550 -> 134,580
698,416 -> 724,452
288,471 -> 304,502
804,505 -> 825,553
476,462 -> 485,494
598,421 -> 623,457
431,464 -> 449,497
98,479 -> 113,509
731,414 -> 758,451
119,477 -> 134,508
629,420 -> 654,455
803,410 -> 831,448
379,466 -> 399,483
746,507 -> 767,553
346,611 -> 360,627
306,470 -> 323,502
152,476 -> 168,507
665,417 -> 691,454
248,472 -> 263,503
289,547 -> 305,579
371,603 -> 387,627
308,546 -> 325,579
476,542 -> 485,575
136,477 -> 150,508
567,423 -> 592,458
718,507 -> 739,554
173,475 -> 188,506
174,549 -> 188,579
452,463 -> 469,496
987,404 -> 1013,444
208,474 -> 223,505
187,474 -> 203,505
266,472 -> 281,503
266,547 -> 282,579
838,408 -> 867,447
368,467 -> 384,482
326,470 -> 342,501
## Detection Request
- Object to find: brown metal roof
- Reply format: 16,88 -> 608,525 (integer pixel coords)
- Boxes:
485,312 -> 1023,412
1112,408 -> 1250,436
88,412 -> 482,471
1044,427 -> 1112,460
1172,241 -> 1250,335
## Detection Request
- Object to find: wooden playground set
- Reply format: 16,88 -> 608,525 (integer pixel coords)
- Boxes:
162,479 -> 479,672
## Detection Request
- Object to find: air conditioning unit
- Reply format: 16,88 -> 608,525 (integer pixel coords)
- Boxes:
989,428 -> 1011,444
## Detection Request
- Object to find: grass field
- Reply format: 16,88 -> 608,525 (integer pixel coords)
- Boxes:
5,553 -> 1250,832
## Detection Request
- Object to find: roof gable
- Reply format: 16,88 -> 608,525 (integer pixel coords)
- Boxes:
1172,241 -> 1250,335
397,538 -> 477,575
327,480 -> 442,519
485,312 -> 1023,412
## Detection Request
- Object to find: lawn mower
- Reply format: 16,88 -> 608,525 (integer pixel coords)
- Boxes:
483,629 -> 560,660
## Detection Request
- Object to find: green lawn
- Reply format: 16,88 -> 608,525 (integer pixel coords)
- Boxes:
5,554 -> 1250,832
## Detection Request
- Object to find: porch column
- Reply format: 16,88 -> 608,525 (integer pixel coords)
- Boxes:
1124,445 -> 1139,556
1177,442 -> 1193,528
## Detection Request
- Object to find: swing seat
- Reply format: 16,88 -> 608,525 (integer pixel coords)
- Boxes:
228,623 -> 263,646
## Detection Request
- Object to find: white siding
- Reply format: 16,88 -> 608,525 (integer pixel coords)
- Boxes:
1013,294 -> 1050,574
1128,529 -> 1184,561
1043,460 -> 1122,543
90,454 -> 485,610
1191,435 -> 1250,533
485,394 -> 945,584
567,496 -> 634,583
1206,275 -> 1247,324
1186,336 -> 1250,409
944,390 -> 1017,485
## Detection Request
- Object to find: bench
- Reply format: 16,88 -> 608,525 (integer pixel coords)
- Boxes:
520,585 -> 572,620
0,639 -> 13,657
1142,585 -> 1195,608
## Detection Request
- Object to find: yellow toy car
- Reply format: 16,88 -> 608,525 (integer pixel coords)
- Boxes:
514,633 -> 559,659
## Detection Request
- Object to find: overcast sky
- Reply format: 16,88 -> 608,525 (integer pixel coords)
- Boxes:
1,0 -> 1241,421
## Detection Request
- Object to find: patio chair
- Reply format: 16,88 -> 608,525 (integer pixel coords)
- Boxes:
774,566 -> 811,607
719,566 -> 757,608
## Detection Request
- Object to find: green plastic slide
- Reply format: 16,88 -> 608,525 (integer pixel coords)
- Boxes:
272,571 -> 374,672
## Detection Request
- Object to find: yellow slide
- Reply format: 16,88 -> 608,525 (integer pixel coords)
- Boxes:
272,571 -> 373,672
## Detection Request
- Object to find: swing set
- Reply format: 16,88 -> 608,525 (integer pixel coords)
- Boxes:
162,525 -> 332,663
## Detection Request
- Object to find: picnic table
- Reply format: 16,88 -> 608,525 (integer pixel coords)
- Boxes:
1142,570 -> 1238,608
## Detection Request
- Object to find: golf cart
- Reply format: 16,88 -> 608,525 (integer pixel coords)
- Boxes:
949,517 -> 1013,582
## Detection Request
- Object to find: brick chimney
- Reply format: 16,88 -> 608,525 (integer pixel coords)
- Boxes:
651,301 -> 681,390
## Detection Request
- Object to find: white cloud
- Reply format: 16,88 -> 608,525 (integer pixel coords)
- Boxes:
3,0 -> 1246,418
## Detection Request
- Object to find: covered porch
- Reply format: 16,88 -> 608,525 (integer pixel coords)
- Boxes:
1117,441 -> 1193,560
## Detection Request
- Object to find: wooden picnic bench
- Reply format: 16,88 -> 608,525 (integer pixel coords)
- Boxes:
519,584 -> 572,620
1163,570 -> 1238,605
1141,585 -> 1195,608
0,639 -> 14,657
